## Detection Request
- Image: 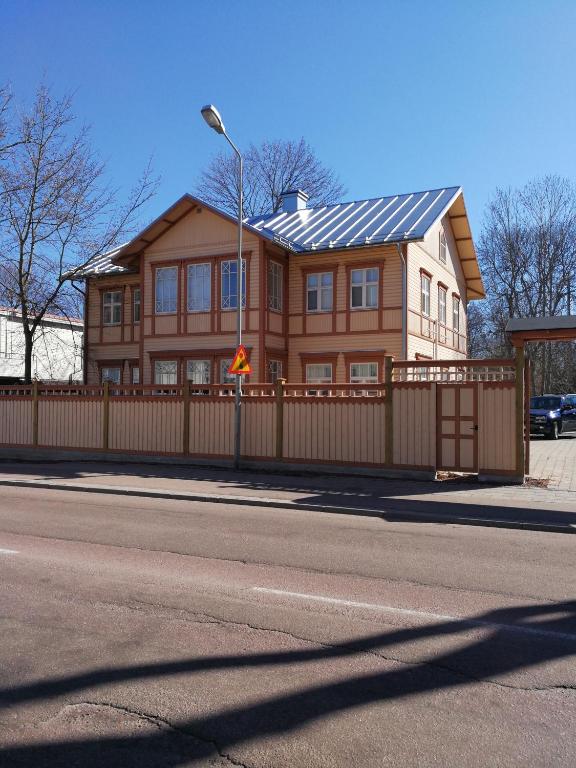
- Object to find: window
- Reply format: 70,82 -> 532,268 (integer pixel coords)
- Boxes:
187,263 -> 211,312
187,360 -> 211,384
350,362 -> 377,383
421,273 -> 431,317
307,272 -> 333,312
453,296 -> 460,332
155,266 -> 177,314
220,359 -> 236,384
268,261 -> 283,311
306,364 -> 332,383
439,229 -> 447,264
154,360 -> 178,385
131,366 -> 140,384
101,366 -> 121,384
102,291 -> 122,325
221,260 -> 246,310
438,286 -> 447,326
350,268 -> 378,309
133,288 -> 141,323
268,360 -> 283,383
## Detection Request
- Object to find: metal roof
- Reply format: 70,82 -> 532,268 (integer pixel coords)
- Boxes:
506,316 -> 576,332
247,187 -> 462,252
73,244 -> 130,278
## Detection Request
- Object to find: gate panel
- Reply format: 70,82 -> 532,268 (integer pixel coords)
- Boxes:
437,384 -> 478,472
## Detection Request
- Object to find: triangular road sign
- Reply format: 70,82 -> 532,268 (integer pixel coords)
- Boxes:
228,344 -> 252,375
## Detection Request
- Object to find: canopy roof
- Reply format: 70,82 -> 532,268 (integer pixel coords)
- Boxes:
506,316 -> 576,345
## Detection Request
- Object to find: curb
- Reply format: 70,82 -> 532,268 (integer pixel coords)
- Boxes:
0,478 -> 574,535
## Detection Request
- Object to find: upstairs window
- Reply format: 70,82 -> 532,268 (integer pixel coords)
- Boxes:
133,288 -> 141,323
350,268 -> 378,309
453,295 -> 460,332
421,273 -> 431,317
438,286 -> 447,326
439,229 -> 447,264
187,263 -> 211,312
268,261 -> 283,311
307,272 -> 333,312
221,260 -> 246,310
155,266 -> 178,314
103,291 -> 122,325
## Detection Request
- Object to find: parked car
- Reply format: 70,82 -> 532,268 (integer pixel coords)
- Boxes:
529,394 -> 576,439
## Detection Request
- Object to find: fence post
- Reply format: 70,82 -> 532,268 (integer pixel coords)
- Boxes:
275,378 -> 285,460
182,381 -> 190,455
514,345 -> 525,481
102,381 -> 110,451
32,381 -> 39,447
384,356 -> 393,466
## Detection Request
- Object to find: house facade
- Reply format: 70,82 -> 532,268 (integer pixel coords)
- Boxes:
77,187 -> 484,386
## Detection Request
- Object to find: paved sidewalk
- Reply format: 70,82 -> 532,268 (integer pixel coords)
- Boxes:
0,459 -> 575,533
529,435 -> 576,491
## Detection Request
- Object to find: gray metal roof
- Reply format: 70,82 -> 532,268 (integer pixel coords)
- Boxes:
247,186 -> 461,252
506,316 -> 576,332
73,245 -> 130,278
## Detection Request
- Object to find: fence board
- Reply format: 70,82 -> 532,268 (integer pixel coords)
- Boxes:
38,400 -> 102,449
0,399 -> 33,445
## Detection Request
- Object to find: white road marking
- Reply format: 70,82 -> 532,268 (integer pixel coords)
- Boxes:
0,548 -> 19,554
253,587 -> 576,642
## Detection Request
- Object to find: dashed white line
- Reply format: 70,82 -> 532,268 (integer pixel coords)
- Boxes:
253,587 -> 576,642
0,548 -> 19,555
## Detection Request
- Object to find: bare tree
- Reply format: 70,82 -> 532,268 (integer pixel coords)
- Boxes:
471,175 -> 576,393
0,84 -> 157,383
196,137 -> 345,217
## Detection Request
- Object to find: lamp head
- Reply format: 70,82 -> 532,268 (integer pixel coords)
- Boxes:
201,104 -> 225,134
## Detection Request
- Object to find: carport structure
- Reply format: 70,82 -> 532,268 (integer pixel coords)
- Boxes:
506,315 -> 576,480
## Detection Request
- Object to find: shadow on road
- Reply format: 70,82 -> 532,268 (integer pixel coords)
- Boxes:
1,600 -> 575,766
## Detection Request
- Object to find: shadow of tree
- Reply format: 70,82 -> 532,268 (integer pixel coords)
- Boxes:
1,600 -> 575,766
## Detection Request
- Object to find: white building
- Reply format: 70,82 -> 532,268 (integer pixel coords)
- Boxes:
0,308 -> 83,383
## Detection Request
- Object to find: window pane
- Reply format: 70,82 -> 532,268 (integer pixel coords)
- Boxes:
154,360 -> 177,385
155,267 -> 177,314
351,285 -> 363,307
103,291 -> 122,326
187,264 -> 211,312
320,287 -> 332,311
268,261 -> 282,311
306,364 -> 332,383
186,360 -> 211,384
220,359 -> 236,384
101,367 -> 121,384
350,362 -> 378,383
366,284 -> 377,307
351,270 -> 363,285
307,290 -> 318,311
133,289 -> 141,323
366,268 -> 378,283
307,274 -> 318,289
268,360 -> 283,384
221,260 -> 246,310
321,273 -> 332,287
131,366 -> 140,384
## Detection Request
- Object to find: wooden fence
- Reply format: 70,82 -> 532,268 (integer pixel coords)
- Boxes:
0,358 -> 524,480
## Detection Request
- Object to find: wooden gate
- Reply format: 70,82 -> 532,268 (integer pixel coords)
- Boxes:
436,383 -> 478,472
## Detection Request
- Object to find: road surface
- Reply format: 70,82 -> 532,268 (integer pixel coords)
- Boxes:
0,485 -> 574,766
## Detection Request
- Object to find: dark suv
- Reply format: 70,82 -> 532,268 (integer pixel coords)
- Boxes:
529,395 -> 576,439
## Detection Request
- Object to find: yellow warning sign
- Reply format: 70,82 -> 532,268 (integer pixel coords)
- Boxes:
228,344 -> 252,375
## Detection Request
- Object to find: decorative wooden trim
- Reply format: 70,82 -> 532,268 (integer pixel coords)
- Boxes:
419,267 -> 433,279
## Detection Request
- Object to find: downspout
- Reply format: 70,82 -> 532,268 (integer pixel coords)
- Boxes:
396,243 -> 407,359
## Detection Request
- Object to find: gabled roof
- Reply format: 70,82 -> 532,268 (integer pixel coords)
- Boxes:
76,188 -> 485,299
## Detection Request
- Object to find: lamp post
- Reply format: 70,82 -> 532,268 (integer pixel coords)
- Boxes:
201,105 -> 243,469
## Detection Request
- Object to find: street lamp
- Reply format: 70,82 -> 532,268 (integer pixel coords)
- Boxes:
201,104 -> 243,469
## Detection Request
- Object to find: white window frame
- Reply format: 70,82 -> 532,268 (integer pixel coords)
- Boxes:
154,360 -> 178,385
439,229 -> 447,264
103,291 -> 122,326
221,260 -> 246,310
350,268 -> 378,310
133,288 -> 141,323
187,263 -> 211,313
453,295 -> 460,333
350,362 -> 378,384
101,366 -> 121,385
186,359 -> 211,384
155,266 -> 178,315
306,272 -> 333,313
268,261 -> 283,311
438,285 -> 447,326
421,273 -> 431,317
306,364 -> 333,384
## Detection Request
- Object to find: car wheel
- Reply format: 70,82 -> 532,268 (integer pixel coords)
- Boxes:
547,422 -> 559,440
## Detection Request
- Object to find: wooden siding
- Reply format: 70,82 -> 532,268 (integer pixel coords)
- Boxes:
39,400 -> 102,449
393,385 -> 436,468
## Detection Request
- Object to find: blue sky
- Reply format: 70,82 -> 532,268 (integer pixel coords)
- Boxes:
2,0 -> 575,236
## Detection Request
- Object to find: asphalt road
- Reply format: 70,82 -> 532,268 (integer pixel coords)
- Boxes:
0,485 -> 574,767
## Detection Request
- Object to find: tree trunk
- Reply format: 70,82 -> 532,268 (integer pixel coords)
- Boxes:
23,328 -> 33,384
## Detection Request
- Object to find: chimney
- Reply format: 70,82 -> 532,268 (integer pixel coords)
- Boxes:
280,189 -> 309,213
